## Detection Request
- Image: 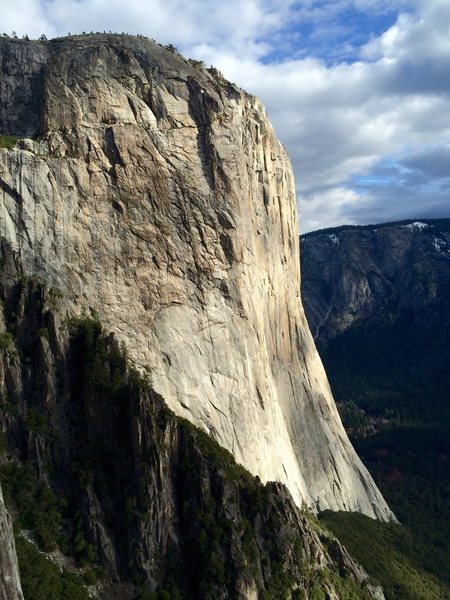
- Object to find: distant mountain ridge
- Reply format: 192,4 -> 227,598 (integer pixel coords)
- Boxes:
302,218 -> 450,239
300,218 -> 450,344
300,218 -> 450,598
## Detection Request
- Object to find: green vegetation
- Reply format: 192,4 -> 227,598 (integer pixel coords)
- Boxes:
60,313 -> 379,599
319,310 -> 450,598
0,134 -> 19,149
66,311 -> 150,395
0,455 -> 98,569
188,58 -> 205,70
0,462 -> 63,551
354,426 -> 450,587
16,537 -> 89,600
177,415 -> 256,485
48,287 -> 64,311
71,515 -> 98,566
66,311 -> 127,393
337,400 -> 371,429
26,407 -> 50,435
322,310 -> 450,422
0,305 -> 385,599
0,331 -> 15,350
36,327 -> 49,339
163,43 -> 178,54
171,417 -> 372,599
320,511 -> 449,600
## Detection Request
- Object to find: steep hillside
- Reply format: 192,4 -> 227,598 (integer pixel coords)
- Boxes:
301,218 -> 450,421
300,219 -> 450,598
0,34 -> 392,519
0,242 -> 382,599
301,219 -> 450,345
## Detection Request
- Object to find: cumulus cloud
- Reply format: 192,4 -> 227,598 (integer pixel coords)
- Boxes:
1,0 -> 56,38
219,1 -> 450,230
3,0 -> 450,231
299,186 -> 369,232
42,0 -> 293,59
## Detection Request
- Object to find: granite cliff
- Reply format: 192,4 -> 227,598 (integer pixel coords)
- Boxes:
0,249 -> 383,598
0,34 -> 393,521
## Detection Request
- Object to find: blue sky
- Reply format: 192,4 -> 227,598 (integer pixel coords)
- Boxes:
3,0 -> 450,231
260,2 -> 400,64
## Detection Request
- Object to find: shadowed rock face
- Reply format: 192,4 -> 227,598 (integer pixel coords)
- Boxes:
0,34 -> 393,520
0,252 -> 384,599
0,483 -> 23,600
0,40 -> 47,137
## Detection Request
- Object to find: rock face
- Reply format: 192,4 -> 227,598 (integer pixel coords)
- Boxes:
0,34 -> 392,519
300,219 -> 450,345
0,482 -> 23,600
0,256 -> 383,598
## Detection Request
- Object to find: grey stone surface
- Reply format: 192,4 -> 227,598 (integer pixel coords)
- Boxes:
0,483 -> 24,600
0,34 -> 393,520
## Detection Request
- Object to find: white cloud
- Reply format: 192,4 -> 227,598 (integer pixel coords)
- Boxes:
298,186 -> 368,232
42,0 -> 293,57
3,0 -> 450,231
1,0 -> 56,38
204,0 -> 450,230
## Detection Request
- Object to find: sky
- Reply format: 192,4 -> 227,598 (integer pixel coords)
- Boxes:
3,0 -> 450,232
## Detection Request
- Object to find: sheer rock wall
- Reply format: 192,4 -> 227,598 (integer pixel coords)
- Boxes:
0,35 -> 393,520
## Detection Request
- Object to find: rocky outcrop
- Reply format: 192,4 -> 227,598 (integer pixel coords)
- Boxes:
0,251 -> 383,598
0,34 -> 393,520
300,219 -> 450,345
0,483 -> 23,600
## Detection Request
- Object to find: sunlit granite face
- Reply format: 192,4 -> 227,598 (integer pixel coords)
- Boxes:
0,34 -> 394,520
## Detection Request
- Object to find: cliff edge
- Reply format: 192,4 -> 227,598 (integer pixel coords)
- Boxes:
0,34 -> 393,520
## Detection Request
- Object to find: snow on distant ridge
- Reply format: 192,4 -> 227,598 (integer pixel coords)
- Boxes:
327,233 -> 340,244
402,221 -> 429,230
433,233 -> 450,255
